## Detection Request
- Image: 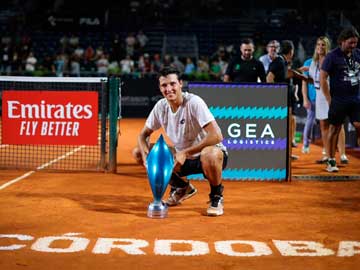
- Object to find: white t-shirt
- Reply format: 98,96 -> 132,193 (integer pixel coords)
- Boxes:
146,92 -> 226,156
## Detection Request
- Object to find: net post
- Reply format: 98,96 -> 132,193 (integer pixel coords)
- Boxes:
100,79 -> 108,171
108,77 -> 120,173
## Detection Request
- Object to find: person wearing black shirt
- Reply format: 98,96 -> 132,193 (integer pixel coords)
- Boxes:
320,27 -> 360,172
267,40 -> 308,160
224,38 -> 266,83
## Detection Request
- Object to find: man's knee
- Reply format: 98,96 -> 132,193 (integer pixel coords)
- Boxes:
200,147 -> 223,167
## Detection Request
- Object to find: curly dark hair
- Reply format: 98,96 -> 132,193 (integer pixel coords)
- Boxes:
337,26 -> 360,45
157,65 -> 182,80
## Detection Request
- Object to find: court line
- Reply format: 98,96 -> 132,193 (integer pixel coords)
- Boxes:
0,171 -> 35,190
0,144 -> 9,148
0,145 -> 85,191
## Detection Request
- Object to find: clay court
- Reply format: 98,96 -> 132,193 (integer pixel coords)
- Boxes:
1,118 -> 360,270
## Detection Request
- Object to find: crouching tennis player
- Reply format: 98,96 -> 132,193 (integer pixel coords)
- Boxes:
133,66 -> 228,216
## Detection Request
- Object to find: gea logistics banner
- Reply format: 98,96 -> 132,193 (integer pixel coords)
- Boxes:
2,91 -> 98,145
188,82 -> 289,181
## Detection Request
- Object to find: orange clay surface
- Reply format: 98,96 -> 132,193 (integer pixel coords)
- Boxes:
0,118 -> 360,270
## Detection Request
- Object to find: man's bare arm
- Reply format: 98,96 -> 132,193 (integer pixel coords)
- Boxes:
174,120 -> 223,168
137,125 -> 154,166
266,71 -> 275,83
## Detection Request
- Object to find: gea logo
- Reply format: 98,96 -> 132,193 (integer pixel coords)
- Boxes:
227,123 -> 274,138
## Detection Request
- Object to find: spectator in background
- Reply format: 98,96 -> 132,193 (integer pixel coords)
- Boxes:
59,33 -> 69,53
211,44 -> 229,63
54,52 -> 65,77
69,33 -> 80,50
296,38 -> 306,65
306,36 -> 348,164
73,44 -> 84,60
0,43 -> 13,75
197,55 -> 210,77
152,53 -> 162,72
40,54 -> 55,75
142,53 -> 153,73
110,34 -> 125,62
224,38 -> 266,82
267,40 -> 308,160
84,44 -> 95,62
96,53 -> 109,76
125,32 -> 137,57
11,51 -> 23,74
184,57 -> 196,77
136,30 -> 149,53
120,54 -> 134,74
320,27 -> 360,172
25,51 -> 37,74
209,58 -> 222,80
301,57 -> 316,154
171,55 -> 185,73
70,54 -> 81,77
163,54 -> 172,67
259,40 -> 280,73
83,44 -> 96,73
95,45 -> 104,60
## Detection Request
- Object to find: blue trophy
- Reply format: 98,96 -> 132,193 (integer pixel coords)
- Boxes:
146,135 -> 174,218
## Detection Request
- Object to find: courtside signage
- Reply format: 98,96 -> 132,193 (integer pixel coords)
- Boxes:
2,90 -> 98,145
189,83 -> 288,181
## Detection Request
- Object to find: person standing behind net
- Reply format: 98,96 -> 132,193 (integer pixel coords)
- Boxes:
223,38 -> 266,82
266,40 -> 308,160
133,66 -> 228,216
320,27 -> 360,172
259,40 -> 280,74
306,36 -> 348,165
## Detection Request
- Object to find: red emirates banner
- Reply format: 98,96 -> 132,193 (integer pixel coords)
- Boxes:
2,91 -> 98,145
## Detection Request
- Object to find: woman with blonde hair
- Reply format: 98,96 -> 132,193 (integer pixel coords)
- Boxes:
308,36 -> 348,165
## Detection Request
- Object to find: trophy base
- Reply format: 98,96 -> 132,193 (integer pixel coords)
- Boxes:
147,201 -> 168,218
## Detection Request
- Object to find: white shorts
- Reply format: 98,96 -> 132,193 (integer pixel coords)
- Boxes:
315,89 -> 329,120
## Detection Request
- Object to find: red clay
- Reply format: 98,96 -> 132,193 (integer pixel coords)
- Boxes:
0,118 -> 359,270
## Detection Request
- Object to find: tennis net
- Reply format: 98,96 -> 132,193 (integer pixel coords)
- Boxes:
0,76 -> 113,171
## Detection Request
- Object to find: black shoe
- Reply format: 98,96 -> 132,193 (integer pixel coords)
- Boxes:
326,159 -> 339,172
165,183 -> 197,206
316,157 -> 328,164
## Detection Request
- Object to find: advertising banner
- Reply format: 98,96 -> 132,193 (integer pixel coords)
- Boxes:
2,91 -> 98,145
189,82 -> 289,181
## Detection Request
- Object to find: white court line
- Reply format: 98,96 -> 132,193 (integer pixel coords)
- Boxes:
0,171 -> 35,190
0,145 -> 85,191
0,144 -> 9,148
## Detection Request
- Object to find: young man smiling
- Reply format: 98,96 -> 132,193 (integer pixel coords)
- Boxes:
133,66 -> 228,216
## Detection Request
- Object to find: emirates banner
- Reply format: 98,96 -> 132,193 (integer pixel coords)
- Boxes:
2,91 -> 98,145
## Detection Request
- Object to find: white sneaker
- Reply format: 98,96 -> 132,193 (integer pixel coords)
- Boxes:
340,154 -> 349,164
326,159 -> 339,172
207,195 -> 224,216
302,146 -> 310,154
